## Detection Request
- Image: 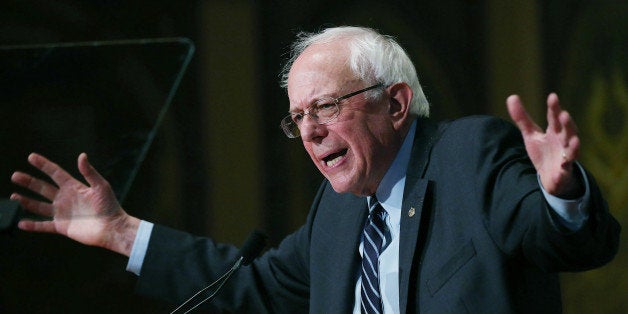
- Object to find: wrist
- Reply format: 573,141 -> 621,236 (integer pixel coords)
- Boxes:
104,212 -> 140,257
540,163 -> 586,199
555,166 -> 585,199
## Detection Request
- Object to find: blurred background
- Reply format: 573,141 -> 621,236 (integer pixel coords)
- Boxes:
0,0 -> 625,313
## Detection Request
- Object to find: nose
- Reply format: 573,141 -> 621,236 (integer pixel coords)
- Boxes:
299,115 -> 326,142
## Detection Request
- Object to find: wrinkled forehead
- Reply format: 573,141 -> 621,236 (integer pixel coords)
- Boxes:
287,43 -> 359,110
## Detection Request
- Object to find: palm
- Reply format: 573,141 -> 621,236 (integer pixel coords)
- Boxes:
53,180 -> 120,244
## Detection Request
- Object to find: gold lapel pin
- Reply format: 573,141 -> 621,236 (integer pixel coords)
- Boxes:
408,207 -> 416,217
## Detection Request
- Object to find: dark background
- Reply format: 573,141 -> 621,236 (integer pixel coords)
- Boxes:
0,1 -> 625,313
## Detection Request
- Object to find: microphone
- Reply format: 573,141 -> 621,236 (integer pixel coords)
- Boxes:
239,229 -> 268,265
170,230 -> 268,314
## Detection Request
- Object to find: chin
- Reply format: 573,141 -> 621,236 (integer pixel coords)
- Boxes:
328,180 -> 353,194
329,182 -> 349,194
329,180 -> 371,196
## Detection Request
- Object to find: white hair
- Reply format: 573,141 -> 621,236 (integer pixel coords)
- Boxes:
280,26 -> 430,117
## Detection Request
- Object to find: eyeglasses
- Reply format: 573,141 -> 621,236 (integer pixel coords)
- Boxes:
280,83 -> 384,138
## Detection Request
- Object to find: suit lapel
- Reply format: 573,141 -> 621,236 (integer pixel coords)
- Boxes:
398,118 -> 441,313
312,191 -> 368,312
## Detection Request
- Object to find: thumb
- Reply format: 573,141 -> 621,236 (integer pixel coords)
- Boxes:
506,94 -> 540,136
77,153 -> 107,187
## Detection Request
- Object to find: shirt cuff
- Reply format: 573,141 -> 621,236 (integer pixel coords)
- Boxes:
126,220 -> 154,275
538,162 -> 590,231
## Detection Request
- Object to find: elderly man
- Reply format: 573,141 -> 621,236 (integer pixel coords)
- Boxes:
11,26 -> 619,313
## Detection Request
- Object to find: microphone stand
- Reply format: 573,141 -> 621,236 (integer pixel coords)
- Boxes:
170,256 -> 244,314
170,230 -> 267,313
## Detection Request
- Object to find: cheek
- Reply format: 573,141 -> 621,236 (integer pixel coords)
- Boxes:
303,143 -> 316,162
303,143 -> 327,174
348,123 -> 389,155
350,125 -> 397,172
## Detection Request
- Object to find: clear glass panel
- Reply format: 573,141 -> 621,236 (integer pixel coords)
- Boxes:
0,38 -> 195,203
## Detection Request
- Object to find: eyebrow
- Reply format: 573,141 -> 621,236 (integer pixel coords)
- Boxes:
288,95 -> 334,114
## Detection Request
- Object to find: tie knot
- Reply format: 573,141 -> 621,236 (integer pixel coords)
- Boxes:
367,197 -> 389,245
369,196 -> 386,219
368,195 -> 381,211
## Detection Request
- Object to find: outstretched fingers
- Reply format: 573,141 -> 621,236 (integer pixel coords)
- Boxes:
10,192 -> 54,217
17,220 -> 57,234
506,95 -> 542,137
28,153 -> 75,187
11,171 -> 58,201
546,93 -> 563,133
557,108 -> 580,162
544,94 -> 580,162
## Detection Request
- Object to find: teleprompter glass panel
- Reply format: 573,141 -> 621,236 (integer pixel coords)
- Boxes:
0,38 -> 195,203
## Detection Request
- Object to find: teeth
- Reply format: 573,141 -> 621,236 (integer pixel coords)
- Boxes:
326,155 -> 343,167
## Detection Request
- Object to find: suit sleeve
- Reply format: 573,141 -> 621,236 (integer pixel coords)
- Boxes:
134,182 -> 329,313
463,117 -> 620,272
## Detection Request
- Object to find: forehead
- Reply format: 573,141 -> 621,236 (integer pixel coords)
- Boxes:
286,43 -> 359,110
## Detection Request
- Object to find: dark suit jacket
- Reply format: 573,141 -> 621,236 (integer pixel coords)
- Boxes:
136,116 -> 620,313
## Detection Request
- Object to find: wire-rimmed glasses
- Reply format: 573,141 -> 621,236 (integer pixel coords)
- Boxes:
280,83 -> 384,138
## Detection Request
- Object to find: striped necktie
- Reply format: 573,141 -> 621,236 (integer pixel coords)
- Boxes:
361,196 -> 391,314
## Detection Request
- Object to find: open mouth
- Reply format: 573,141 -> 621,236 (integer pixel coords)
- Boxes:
323,149 -> 348,167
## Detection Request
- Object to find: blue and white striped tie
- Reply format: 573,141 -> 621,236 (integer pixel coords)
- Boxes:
361,196 -> 391,314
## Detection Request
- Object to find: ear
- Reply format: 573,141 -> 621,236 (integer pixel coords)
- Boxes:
387,82 -> 413,130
